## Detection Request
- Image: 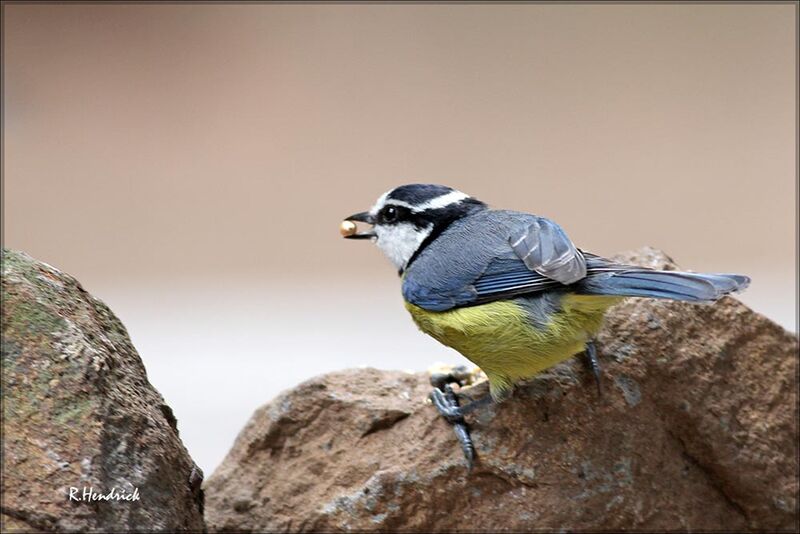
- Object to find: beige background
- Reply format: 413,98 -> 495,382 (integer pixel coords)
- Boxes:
3,4 -> 796,474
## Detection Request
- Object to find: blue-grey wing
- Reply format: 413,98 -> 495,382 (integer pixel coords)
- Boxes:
402,210 -> 594,312
508,216 -> 586,284
472,256 -> 564,302
471,253 -> 625,304
404,256 -> 558,310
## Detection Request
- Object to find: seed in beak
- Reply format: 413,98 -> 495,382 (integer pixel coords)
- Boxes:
340,220 -> 358,237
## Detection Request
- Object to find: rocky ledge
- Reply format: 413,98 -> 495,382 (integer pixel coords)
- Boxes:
205,248 -> 798,532
1,250 -> 204,532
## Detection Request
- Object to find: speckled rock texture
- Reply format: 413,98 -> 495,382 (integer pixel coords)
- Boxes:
205,248 -> 798,532
1,250 -> 205,532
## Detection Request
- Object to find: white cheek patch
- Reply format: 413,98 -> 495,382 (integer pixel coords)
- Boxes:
374,222 -> 433,270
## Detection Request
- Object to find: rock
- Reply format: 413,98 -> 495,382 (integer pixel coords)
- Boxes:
1,250 -> 204,532
204,247 -> 798,532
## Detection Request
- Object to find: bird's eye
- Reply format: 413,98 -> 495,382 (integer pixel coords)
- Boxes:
382,206 -> 398,223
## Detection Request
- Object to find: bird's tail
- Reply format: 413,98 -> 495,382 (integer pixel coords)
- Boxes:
578,269 -> 750,303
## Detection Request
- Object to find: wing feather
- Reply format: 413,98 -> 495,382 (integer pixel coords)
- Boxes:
471,255 -> 619,304
402,210 -> 599,311
509,217 -> 586,284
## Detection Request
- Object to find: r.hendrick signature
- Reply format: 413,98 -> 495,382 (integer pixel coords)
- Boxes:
68,486 -> 140,502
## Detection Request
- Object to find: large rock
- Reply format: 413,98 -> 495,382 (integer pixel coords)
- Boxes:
205,248 -> 798,532
1,250 -> 204,532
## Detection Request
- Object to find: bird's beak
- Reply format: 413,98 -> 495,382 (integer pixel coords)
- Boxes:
341,211 -> 376,239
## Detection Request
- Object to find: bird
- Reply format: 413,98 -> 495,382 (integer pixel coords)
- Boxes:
341,183 -> 750,466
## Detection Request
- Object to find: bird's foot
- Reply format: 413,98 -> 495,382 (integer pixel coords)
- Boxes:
429,385 -> 466,423
430,386 -> 494,422
429,384 -> 475,467
583,339 -> 603,397
427,365 -> 492,469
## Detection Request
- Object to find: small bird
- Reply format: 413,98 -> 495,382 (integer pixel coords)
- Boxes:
342,184 -> 749,466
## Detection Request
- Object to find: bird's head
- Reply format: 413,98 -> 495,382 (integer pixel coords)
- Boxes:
342,184 -> 487,272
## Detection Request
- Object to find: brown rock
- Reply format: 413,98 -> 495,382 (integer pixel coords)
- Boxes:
1,250 -> 205,532
204,247 -> 798,532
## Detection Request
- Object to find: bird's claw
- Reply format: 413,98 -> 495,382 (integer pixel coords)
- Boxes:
429,386 -> 467,424
429,372 -> 476,469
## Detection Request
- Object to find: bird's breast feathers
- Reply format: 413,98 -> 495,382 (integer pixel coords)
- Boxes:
404,294 -> 620,398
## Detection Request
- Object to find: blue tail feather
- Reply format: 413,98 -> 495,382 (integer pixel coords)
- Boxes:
579,269 -> 750,302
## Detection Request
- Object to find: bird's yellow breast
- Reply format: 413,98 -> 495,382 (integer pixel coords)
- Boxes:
404,294 -> 621,399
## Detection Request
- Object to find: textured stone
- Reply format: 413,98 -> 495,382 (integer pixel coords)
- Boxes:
1,249 -> 204,532
204,247 -> 798,532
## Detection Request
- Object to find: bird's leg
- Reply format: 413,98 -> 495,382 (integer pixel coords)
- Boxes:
583,339 -> 603,396
429,386 -> 493,422
428,366 -> 493,469
430,384 -> 475,468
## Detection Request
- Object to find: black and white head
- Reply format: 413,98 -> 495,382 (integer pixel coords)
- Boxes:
343,184 -> 487,272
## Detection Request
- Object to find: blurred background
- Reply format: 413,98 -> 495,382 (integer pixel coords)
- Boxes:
3,3 -> 796,475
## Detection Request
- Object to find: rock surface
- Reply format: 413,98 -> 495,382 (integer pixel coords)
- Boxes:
205,247 -> 798,532
1,250 -> 205,532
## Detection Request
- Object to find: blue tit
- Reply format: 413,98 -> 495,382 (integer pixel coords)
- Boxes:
342,183 -> 749,466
